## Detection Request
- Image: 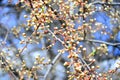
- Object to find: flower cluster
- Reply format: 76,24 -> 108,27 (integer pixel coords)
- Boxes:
0,0 -> 120,80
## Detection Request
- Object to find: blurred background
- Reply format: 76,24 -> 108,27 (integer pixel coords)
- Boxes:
0,0 -> 120,80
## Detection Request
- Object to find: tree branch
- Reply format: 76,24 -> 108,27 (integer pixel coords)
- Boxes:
43,52 -> 62,80
43,29 -> 66,80
78,56 -> 91,71
47,29 -> 65,44
91,1 -> 120,5
84,39 -> 120,46
0,4 -> 16,7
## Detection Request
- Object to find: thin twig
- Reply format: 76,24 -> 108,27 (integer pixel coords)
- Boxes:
78,56 -> 91,71
43,29 -> 65,80
3,31 -> 8,43
19,43 -> 28,54
84,39 -> 120,46
92,1 -> 120,5
43,52 -> 62,80
47,29 -> 64,44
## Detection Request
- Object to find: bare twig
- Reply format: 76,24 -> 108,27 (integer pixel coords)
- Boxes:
3,31 -> 8,43
84,39 -> 120,46
19,43 -> 28,54
43,29 -> 64,80
43,52 -> 62,80
91,1 -> 120,5
0,4 -> 16,7
78,56 -> 91,71
47,29 -> 65,44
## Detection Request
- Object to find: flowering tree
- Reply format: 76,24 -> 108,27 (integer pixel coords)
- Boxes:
0,0 -> 120,80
